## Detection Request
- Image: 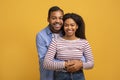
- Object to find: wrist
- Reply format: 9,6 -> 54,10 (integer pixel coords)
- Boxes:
80,60 -> 83,69
65,61 -> 68,68
64,61 -> 68,70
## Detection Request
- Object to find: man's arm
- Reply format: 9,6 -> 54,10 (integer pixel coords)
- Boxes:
36,33 -> 54,80
36,33 -> 48,59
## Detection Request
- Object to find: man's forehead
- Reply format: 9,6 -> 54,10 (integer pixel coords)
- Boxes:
50,11 -> 63,15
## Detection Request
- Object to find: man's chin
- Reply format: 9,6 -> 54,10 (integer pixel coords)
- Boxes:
54,27 -> 61,30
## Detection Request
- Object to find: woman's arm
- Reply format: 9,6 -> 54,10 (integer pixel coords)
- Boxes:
82,40 -> 94,69
43,39 -> 65,70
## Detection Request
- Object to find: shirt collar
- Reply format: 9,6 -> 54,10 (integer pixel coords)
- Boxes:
46,25 -> 63,37
46,25 -> 52,35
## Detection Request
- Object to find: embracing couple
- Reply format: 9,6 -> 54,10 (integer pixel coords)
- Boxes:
36,6 -> 94,80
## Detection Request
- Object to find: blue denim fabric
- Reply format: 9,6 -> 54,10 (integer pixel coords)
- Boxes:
54,70 -> 85,80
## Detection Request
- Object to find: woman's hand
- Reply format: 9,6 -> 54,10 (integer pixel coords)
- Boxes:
65,60 -> 83,72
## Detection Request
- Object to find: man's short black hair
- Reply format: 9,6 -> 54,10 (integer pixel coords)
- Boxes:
48,6 -> 64,19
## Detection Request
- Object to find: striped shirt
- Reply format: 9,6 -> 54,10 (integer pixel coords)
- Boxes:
44,37 -> 94,70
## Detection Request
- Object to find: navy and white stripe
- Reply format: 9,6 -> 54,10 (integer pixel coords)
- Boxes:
43,37 -> 94,70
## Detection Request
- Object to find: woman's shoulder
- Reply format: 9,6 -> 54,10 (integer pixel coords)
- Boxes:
79,39 -> 89,43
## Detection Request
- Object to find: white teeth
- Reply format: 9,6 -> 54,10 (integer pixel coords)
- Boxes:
67,30 -> 73,32
55,24 -> 60,27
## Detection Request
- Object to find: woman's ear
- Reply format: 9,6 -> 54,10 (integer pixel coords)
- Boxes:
76,25 -> 78,29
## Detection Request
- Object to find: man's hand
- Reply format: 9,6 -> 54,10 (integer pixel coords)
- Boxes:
65,60 -> 83,72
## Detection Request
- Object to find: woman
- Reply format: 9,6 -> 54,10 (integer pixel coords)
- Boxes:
43,13 -> 94,80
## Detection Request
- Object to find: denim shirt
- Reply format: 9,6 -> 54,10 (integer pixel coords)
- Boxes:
36,26 -> 86,80
36,26 -> 54,80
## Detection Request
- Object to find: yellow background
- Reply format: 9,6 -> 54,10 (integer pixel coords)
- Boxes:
0,0 -> 120,80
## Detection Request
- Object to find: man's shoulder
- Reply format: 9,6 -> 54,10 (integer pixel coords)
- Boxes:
37,27 -> 49,35
36,26 -> 52,40
38,27 -> 47,33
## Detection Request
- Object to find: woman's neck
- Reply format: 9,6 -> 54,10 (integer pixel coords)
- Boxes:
63,35 -> 78,40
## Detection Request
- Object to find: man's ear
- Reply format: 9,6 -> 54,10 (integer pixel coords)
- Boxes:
47,18 -> 49,22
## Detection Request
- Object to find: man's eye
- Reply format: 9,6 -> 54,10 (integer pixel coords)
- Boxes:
52,18 -> 56,20
59,17 -> 63,20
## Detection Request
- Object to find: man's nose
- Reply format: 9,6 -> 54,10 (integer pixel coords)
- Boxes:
56,18 -> 60,22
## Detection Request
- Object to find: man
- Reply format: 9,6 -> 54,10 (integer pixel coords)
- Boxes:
36,6 -> 85,80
